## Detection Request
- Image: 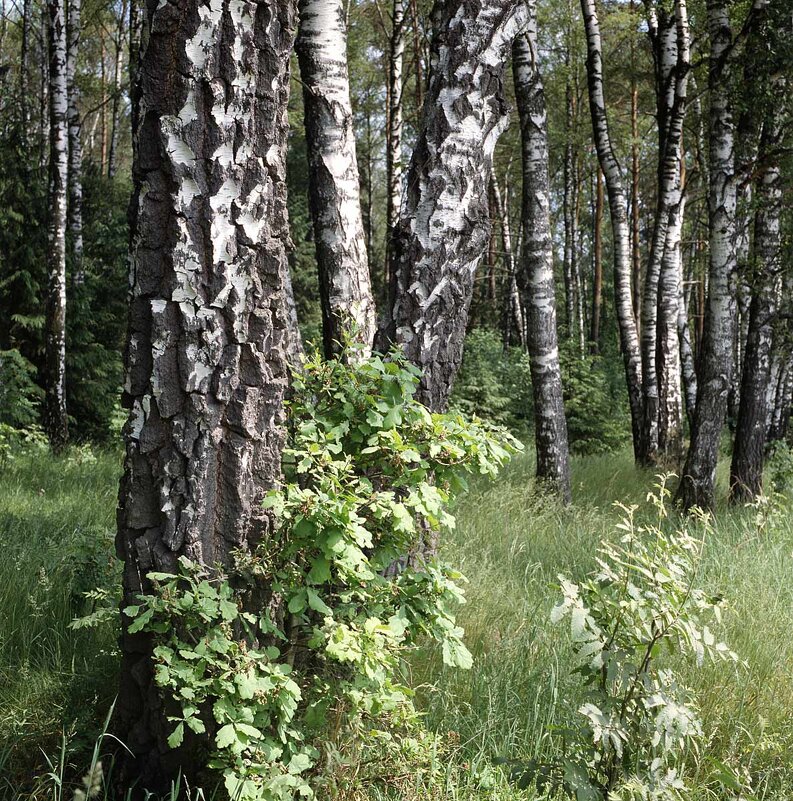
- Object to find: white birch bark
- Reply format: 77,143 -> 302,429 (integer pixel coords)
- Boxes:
385,0 -> 529,411
296,0 -> 376,359
386,0 -> 406,284
580,0 -> 643,457
640,0 -> 689,464
491,170 -> 525,349
116,0 -> 295,786
730,84 -> 783,502
677,0 -> 738,510
66,0 -> 84,285
514,16 -> 572,503
44,0 -> 69,451
107,0 -> 126,179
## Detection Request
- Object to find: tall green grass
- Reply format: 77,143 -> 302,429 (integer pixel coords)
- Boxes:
2,446 -> 792,799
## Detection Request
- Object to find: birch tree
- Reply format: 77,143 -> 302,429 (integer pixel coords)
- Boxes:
677,0 -> 738,510
115,0 -> 295,787
296,0 -> 376,359
385,0 -> 405,286
44,0 -> 69,452
514,15 -> 572,503
580,0 -> 643,457
66,0 -> 84,285
384,0 -> 529,411
730,80 -> 784,502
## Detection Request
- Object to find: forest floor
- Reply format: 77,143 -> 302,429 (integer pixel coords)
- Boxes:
1,446 -> 792,799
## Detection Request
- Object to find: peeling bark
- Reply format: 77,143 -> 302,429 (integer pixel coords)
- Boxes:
296,0 -> 376,359
514,18 -> 572,503
44,0 -> 69,452
677,0 -> 737,510
115,0 -> 295,790
385,0 -> 529,411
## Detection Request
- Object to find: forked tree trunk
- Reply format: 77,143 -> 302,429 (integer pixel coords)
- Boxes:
514,18 -> 572,504
730,90 -> 783,503
44,0 -> 69,452
385,0 -> 406,287
115,0 -> 295,790
640,0 -> 689,465
296,0 -> 376,359
677,0 -> 737,510
384,0 -> 528,411
580,0 -> 643,459
66,0 -> 84,285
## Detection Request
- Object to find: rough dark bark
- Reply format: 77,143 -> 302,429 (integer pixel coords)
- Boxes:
115,0 -> 295,791
296,0 -> 376,360
677,0 -> 737,510
66,0 -> 84,285
44,0 -> 69,453
514,19 -> 572,504
580,0 -> 643,459
730,90 -> 783,503
383,0 -> 529,411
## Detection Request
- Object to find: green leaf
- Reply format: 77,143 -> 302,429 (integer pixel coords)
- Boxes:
167,722 -> 184,749
215,724 -> 237,750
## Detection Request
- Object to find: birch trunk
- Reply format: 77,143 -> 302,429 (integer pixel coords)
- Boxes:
590,166 -> 603,352
384,0 -> 529,411
580,0 -> 643,458
115,0 -> 295,788
107,2 -> 126,179
44,0 -> 69,452
514,20 -> 572,503
296,0 -> 376,360
491,171 -> 525,349
66,0 -> 84,285
677,0 -> 737,510
730,92 -> 783,503
385,0 -> 406,287
678,248 -> 697,427
20,0 -> 32,132
640,0 -> 689,465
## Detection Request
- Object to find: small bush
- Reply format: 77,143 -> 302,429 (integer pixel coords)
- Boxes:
522,479 -> 737,800
127,348 -> 521,800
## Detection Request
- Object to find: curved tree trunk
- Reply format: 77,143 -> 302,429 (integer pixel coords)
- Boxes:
730,89 -> 783,503
677,0 -> 737,510
66,0 -> 84,285
44,0 -> 69,452
580,0 -> 643,459
296,0 -> 376,360
115,0 -> 295,790
384,0 -> 529,411
514,18 -> 572,504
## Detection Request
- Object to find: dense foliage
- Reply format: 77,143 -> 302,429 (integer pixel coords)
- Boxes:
124,351 -> 520,798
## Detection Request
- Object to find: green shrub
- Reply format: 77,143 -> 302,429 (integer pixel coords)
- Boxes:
451,328 -> 533,430
539,479 -> 737,800
127,348 -> 521,800
561,345 -> 630,455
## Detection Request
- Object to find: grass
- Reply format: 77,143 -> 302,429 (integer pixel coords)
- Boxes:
1,445 -> 792,799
